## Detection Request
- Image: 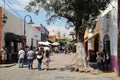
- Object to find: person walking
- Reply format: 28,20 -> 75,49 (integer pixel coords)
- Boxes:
27,47 -> 35,70
44,50 -> 50,71
101,50 -> 106,71
96,52 -> 102,72
18,48 -> 25,68
1,46 -> 7,64
86,50 -> 90,67
105,52 -> 110,71
36,49 -> 43,70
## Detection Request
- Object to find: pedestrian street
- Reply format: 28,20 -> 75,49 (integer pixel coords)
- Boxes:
0,53 -> 119,80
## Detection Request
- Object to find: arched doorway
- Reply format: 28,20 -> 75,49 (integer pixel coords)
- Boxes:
94,34 -> 100,62
103,34 -> 110,54
103,34 -> 111,70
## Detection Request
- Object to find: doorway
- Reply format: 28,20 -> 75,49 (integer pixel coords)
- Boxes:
103,34 -> 111,70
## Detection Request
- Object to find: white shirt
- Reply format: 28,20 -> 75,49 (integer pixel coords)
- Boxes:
18,50 -> 25,58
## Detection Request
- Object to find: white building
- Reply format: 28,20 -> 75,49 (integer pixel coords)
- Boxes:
100,0 -> 118,72
0,6 -> 40,54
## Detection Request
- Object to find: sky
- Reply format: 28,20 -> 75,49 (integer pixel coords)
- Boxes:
0,0 -> 74,38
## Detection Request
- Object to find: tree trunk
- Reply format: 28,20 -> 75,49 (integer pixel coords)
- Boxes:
74,27 -> 87,71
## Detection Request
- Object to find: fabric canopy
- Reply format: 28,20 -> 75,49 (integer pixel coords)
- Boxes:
52,42 -> 60,46
38,41 -> 51,45
5,32 -> 23,42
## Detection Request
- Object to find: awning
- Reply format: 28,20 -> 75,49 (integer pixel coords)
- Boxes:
84,33 -> 98,43
38,41 -> 51,45
5,32 -> 23,42
84,28 -> 88,40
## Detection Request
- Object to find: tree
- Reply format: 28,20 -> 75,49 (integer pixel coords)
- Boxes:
26,0 -> 110,71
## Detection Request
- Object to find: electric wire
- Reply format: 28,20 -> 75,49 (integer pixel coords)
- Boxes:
10,0 -> 29,15
5,0 -> 23,18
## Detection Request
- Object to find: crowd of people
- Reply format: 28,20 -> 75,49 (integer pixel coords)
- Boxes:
18,46 -> 51,71
86,50 -> 111,72
96,50 -> 110,71
1,44 -> 111,72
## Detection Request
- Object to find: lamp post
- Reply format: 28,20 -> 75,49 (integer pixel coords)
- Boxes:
23,15 -> 34,48
31,37 -> 34,48
2,14 -> 7,25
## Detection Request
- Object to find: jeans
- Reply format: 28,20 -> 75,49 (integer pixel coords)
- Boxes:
97,62 -> 101,70
37,59 -> 42,70
18,58 -> 24,68
28,59 -> 33,69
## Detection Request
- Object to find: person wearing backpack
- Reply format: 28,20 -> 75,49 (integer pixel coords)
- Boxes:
36,49 -> 43,70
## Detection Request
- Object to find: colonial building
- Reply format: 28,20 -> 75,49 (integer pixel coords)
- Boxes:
84,0 -> 119,74
0,6 -> 40,63
100,0 -> 118,73
48,30 -> 66,42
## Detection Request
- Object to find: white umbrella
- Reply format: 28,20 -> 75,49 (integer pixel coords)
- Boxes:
38,41 -> 51,45
52,42 -> 60,46
45,41 -> 51,45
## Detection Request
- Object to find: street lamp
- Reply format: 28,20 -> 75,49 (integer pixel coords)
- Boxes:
2,14 -> 7,26
23,15 -> 34,48
31,37 -> 34,48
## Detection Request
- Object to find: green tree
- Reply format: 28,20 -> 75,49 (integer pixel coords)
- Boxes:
56,39 -> 71,46
26,0 -> 110,71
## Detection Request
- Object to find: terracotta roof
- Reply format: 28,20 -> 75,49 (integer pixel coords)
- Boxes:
35,26 -> 40,32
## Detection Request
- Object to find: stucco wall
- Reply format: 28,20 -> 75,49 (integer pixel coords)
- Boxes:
25,24 -> 40,47
2,8 -> 23,47
1,7 -> 40,48
100,0 -> 118,72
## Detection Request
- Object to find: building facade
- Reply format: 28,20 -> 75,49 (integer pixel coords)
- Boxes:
40,24 -> 49,41
118,0 -> 120,76
0,6 -> 40,63
100,0 -> 118,73
84,0 -> 119,74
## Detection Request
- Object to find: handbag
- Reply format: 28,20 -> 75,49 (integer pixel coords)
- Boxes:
37,55 -> 42,59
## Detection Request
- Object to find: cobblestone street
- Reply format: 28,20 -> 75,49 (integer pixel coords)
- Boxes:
0,53 -> 119,80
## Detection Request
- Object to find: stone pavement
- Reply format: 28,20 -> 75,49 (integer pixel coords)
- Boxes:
0,53 -> 119,80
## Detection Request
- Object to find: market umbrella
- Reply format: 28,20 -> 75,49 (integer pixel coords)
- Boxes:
38,41 -> 51,45
52,42 -> 60,46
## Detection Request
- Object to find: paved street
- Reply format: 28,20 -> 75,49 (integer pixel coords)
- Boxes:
0,53 -> 120,80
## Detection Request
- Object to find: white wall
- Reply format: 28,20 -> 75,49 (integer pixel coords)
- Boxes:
2,8 -> 22,47
2,8 -> 40,48
25,24 -> 40,47
100,0 -> 118,56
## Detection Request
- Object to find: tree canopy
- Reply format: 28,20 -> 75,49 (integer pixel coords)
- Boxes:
26,0 -> 110,42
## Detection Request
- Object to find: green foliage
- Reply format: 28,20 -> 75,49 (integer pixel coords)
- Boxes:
56,39 -> 71,46
25,0 -> 110,42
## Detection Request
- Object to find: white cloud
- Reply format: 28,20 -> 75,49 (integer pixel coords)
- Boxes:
16,0 -> 31,6
11,4 -> 24,10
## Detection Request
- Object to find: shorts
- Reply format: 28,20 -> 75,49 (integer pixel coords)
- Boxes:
2,54 -> 7,60
45,58 -> 50,62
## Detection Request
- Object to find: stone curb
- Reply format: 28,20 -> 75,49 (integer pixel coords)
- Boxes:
0,63 -> 17,68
